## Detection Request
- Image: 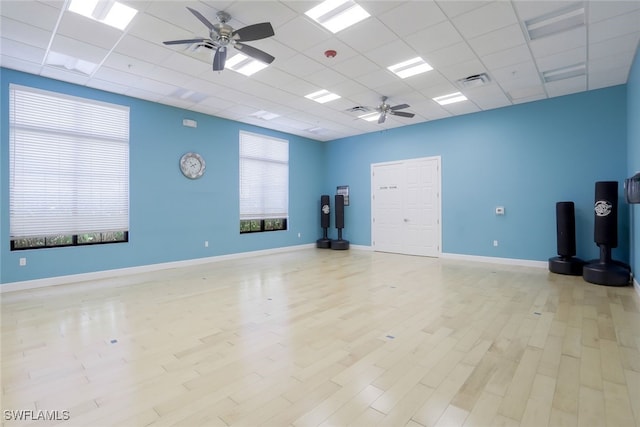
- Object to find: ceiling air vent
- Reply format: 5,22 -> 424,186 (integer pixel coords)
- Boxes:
346,106 -> 371,113
456,73 -> 491,89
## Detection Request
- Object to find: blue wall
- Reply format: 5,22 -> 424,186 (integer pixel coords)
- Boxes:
0,66 -> 633,284
324,87 -> 629,263
628,46 -> 640,281
0,68 -> 325,284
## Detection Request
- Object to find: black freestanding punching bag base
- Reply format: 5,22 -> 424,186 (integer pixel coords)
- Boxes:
316,238 -> 331,249
548,256 -> 585,276
331,239 -> 350,250
583,261 -> 631,286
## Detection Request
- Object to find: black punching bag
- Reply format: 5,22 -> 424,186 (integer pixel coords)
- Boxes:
334,194 -> 344,229
593,181 -> 618,248
548,201 -> 584,275
316,195 -> 331,248
583,181 -> 630,286
557,202 -> 577,257
331,194 -> 349,250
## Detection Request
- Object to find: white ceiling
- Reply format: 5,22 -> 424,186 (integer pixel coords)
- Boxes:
1,0 -> 639,141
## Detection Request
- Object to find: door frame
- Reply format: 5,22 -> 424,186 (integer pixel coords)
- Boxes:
371,156 -> 442,256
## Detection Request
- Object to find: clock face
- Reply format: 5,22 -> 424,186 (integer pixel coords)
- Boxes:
180,152 -> 205,179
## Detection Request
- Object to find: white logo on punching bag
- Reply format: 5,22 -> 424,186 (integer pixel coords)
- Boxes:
594,200 -> 612,217
322,204 -> 330,215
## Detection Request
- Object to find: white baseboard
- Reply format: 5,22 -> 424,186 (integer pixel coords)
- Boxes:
0,244 -> 315,293
440,252 -> 548,269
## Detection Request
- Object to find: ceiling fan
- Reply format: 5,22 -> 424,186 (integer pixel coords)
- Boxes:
374,96 -> 415,124
163,7 -> 275,71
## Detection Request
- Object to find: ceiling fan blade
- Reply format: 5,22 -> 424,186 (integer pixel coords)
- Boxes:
186,7 -> 216,31
234,42 -> 275,64
390,111 -> 415,118
213,46 -> 227,71
163,38 -> 207,45
233,22 -> 275,42
378,112 -> 386,124
390,103 -> 410,111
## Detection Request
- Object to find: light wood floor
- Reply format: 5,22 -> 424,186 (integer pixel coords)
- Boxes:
1,249 -> 639,427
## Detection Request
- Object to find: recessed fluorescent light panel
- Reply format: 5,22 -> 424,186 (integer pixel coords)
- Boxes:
305,89 -> 341,104
250,110 -> 280,120
226,54 -> 269,76
525,2 -> 585,40
305,0 -> 370,33
542,63 -> 586,83
45,51 -> 98,75
388,57 -> 433,79
68,0 -> 138,30
433,92 -> 468,106
358,112 -> 380,122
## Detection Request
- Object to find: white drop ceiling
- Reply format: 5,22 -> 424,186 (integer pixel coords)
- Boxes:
1,0 -> 639,141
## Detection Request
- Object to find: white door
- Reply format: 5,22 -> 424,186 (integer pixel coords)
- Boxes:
372,157 -> 441,257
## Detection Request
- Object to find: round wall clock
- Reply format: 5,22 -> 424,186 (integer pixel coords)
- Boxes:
179,152 -> 206,179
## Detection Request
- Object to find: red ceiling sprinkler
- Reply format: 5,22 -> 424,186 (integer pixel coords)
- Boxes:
324,49 -> 337,58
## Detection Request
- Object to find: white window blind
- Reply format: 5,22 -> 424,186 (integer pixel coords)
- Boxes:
239,131 -> 288,220
9,84 -> 129,238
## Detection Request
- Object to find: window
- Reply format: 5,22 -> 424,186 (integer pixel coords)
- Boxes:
9,84 -> 129,250
239,131 -> 288,233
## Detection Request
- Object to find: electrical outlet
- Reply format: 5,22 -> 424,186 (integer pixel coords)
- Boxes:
297,233 -> 301,238
493,240 -> 498,247
19,257 -> 26,266
204,241 -> 209,248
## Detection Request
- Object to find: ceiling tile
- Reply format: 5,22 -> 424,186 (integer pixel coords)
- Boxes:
588,1 -> 640,23
511,1 -> 570,21
451,1 -> 518,39
336,17 -> 398,52
0,37 -> 45,64
589,10 -> 640,44
0,17 -> 52,49
0,0 -> 60,31
128,10 -> 194,44
330,55 -> 380,79
40,66 -> 90,85
467,24 -> 527,57
436,1 -> 491,18
56,11 -> 122,50
528,26 -> 586,59
536,47 -> 586,73
275,15 -> 332,52
114,35 -> 173,65
363,39 -> 420,68
405,21 -> 464,55
378,1 -> 448,37
438,58 -> 487,82
464,84 -> 511,110
0,52 -> 43,74
225,1 -> 298,28
483,44 -> 533,71
545,75 -> 586,97
102,52 -> 157,76
274,53 -> 325,78
303,68 -> 349,89
588,65 -> 630,90
425,42 -> 477,69
589,32 -> 640,61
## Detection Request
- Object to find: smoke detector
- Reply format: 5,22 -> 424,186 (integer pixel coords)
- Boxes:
457,73 -> 491,89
